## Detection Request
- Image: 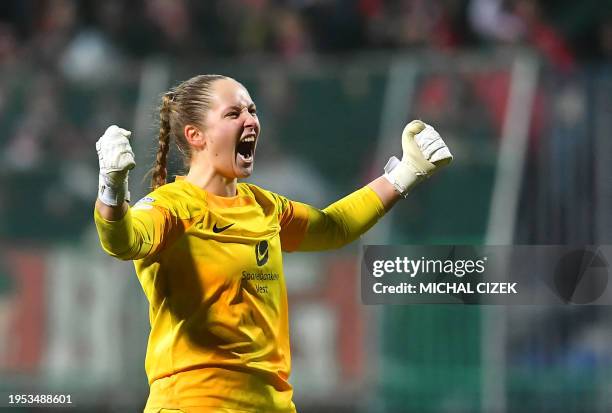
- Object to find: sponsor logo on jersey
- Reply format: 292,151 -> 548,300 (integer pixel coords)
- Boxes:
255,240 -> 269,266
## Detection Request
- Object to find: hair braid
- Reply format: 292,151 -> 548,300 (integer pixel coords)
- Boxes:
148,74 -> 229,190
151,93 -> 173,190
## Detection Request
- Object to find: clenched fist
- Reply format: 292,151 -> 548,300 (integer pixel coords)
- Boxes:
384,120 -> 452,197
96,125 -> 135,206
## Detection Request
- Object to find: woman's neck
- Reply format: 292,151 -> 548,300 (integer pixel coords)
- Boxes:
185,164 -> 237,197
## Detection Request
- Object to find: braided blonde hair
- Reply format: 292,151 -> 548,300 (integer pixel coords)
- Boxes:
150,74 -> 227,190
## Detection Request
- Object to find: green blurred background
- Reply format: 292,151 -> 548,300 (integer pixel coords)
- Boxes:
0,1 -> 611,412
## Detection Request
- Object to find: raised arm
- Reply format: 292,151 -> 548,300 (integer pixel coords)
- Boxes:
96,199 -> 128,221
284,120 -> 453,252
293,185 -> 386,251
93,125 -> 173,261
94,202 -> 176,261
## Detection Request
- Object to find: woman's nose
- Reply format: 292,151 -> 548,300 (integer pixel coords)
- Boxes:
243,112 -> 258,127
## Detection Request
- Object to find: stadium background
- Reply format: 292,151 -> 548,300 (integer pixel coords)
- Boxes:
0,0 -> 611,411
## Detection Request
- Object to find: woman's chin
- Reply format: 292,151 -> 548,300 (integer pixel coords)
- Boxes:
232,164 -> 253,179
236,168 -> 252,178
235,154 -> 254,178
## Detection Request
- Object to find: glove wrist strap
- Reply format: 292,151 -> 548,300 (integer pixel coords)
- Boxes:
98,174 -> 130,207
383,156 -> 426,198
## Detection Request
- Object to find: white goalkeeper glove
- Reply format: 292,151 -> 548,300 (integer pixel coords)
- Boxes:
383,120 -> 452,197
96,125 -> 136,206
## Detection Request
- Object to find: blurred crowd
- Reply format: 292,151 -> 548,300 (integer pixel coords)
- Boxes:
0,0 -> 611,67
0,0 -> 611,242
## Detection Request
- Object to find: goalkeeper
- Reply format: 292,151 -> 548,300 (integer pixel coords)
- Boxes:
94,74 -> 451,413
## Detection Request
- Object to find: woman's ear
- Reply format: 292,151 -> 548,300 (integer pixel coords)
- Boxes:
184,124 -> 205,148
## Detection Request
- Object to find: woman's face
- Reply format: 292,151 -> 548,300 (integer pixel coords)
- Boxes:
201,78 -> 260,179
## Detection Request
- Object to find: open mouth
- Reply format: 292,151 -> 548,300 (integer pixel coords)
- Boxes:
236,134 -> 256,162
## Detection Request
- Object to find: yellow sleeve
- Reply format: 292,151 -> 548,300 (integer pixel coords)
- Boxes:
93,205 -> 178,261
279,186 -> 386,252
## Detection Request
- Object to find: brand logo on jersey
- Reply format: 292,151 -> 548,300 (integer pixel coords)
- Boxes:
255,240 -> 269,266
212,222 -> 234,233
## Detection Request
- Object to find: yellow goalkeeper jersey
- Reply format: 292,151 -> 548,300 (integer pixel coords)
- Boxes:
94,177 -> 385,413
